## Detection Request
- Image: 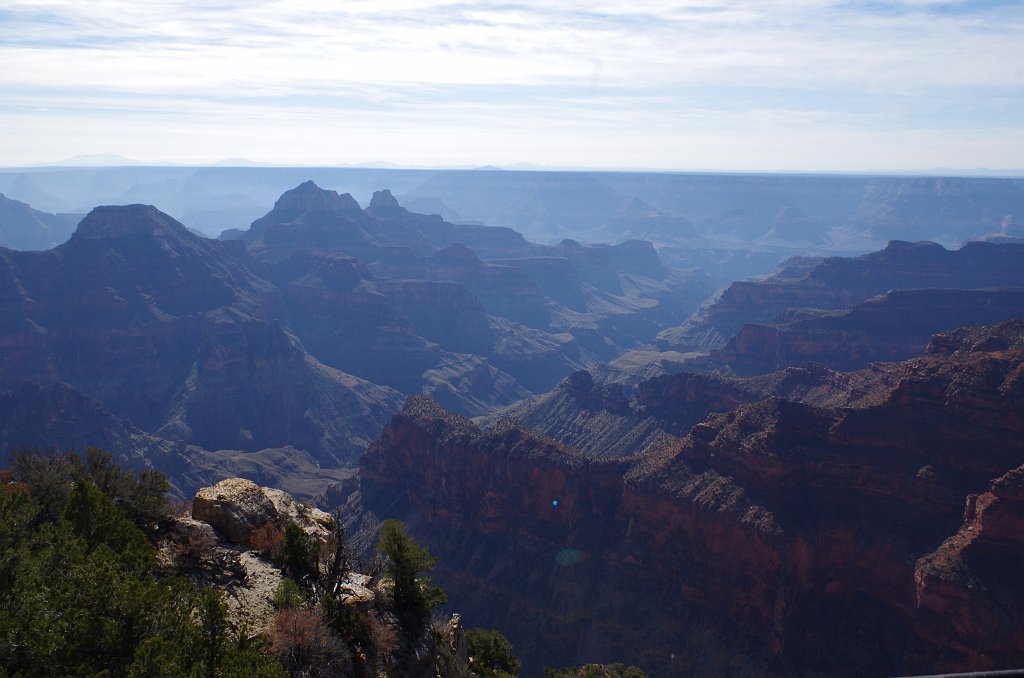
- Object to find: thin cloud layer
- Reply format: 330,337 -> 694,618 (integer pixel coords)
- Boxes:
1,0 -> 1021,169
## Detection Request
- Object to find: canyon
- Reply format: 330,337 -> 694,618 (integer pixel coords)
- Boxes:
5,167 -> 1024,280
346,321 -> 1024,675
0,181 -> 712,495
1,170 -> 1024,675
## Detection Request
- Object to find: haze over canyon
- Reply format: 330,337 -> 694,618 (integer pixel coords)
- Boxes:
2,166 -> 1024,676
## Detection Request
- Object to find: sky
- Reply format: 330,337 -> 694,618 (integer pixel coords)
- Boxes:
0,0 -> 1022,171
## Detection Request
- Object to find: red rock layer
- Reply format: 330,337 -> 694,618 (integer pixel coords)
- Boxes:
350,321 -> 1024,676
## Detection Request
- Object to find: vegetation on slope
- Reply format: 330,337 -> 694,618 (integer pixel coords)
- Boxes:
0,448 -> 285,677
1,448 -> 531,677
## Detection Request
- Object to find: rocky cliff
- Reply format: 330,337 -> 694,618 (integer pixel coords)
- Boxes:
243,180 -> 398,263
152,477 -> 474,677
485,370 -> 671,459
0,193 -> 81,251
0,204 -> 402,469
486,350 -> 903,460
657,239 -> 1024,352
708,287 -> 1024,375
912,464 -> 1024,670
344,321 -> 1024,676
242,182 -> 712,395
269,251 -> 444,393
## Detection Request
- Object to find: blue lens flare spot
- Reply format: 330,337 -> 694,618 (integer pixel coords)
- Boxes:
552,499 -> 559,507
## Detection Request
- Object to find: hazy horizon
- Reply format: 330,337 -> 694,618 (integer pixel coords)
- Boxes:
5,156 -> 1024,179
2,1 -> 1022,172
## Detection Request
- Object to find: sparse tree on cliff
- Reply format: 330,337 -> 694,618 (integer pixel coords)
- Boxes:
376,519 -> 446,637
282,522 -> 318,576
466,627 -> 521,677
321,508 -> 350,591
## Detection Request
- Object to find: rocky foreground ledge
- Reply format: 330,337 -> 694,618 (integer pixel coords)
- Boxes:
156,478 -> 357,632
156,477 -> 468,675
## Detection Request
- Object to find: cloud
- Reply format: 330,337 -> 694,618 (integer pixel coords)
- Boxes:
0,0 -> 1021,168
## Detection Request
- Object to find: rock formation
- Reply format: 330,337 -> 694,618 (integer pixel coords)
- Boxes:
657,239 -> 1024,353
0,203 -> 402,472
705,287 -> 1024,375
0,184 -> 717,501
912,464 -> 1024,669
158,478 -> 474,676
344,321 -> 1024,676
235,181 -> 713,395
485,351 -> 904,460
193,477 -> 332,544
0,193 -> 81,250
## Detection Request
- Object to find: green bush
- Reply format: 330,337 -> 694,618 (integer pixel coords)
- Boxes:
272,578 -> 306,610
10,447 -> 169,531
466,627 -> 521,677
1,448 -> 285,677
282,522 -> 318,576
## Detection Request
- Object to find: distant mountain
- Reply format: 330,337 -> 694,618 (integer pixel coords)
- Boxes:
240,180 -> 390,261
402,170 -> 695,244
231,181 -> 715,396
705,287 -> 1024,375
602,173 -> 1024,246
237,181 -> 536,261
657,240 -> 1024,353
0,167 -> 433,235
0,183 -> 716,494
0,193 -> 81,250
5,167 -> 1023,282
40,153 -> 152,166
0,204 -> 402,472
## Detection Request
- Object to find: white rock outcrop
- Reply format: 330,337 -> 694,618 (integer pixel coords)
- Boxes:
192,477 -> 332,544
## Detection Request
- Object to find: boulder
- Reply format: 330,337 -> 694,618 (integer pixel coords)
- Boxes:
264,486 -> 333,541
192,477 -> 333,544
193,478 -> 277,543
337,572 -> 376,606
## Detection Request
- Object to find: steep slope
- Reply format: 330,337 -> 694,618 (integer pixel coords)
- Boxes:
240,180 -> 400,262
367,187 -> 537,259
0,381 -> 195,483
484,370 -> 669,459
708,286 -> 1024,375
375,240 -> 711,362
343,321 -> 1024,676
658,239 -> 1024,352
0,204 -> 401,465
0,193 -> 81,250
267,251 -> 443,393
0,382 -> 353,498
238,182 -> 713,397
264,250 -> 537,410
487,346 -> 906,461
913,464 -> 1024,670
